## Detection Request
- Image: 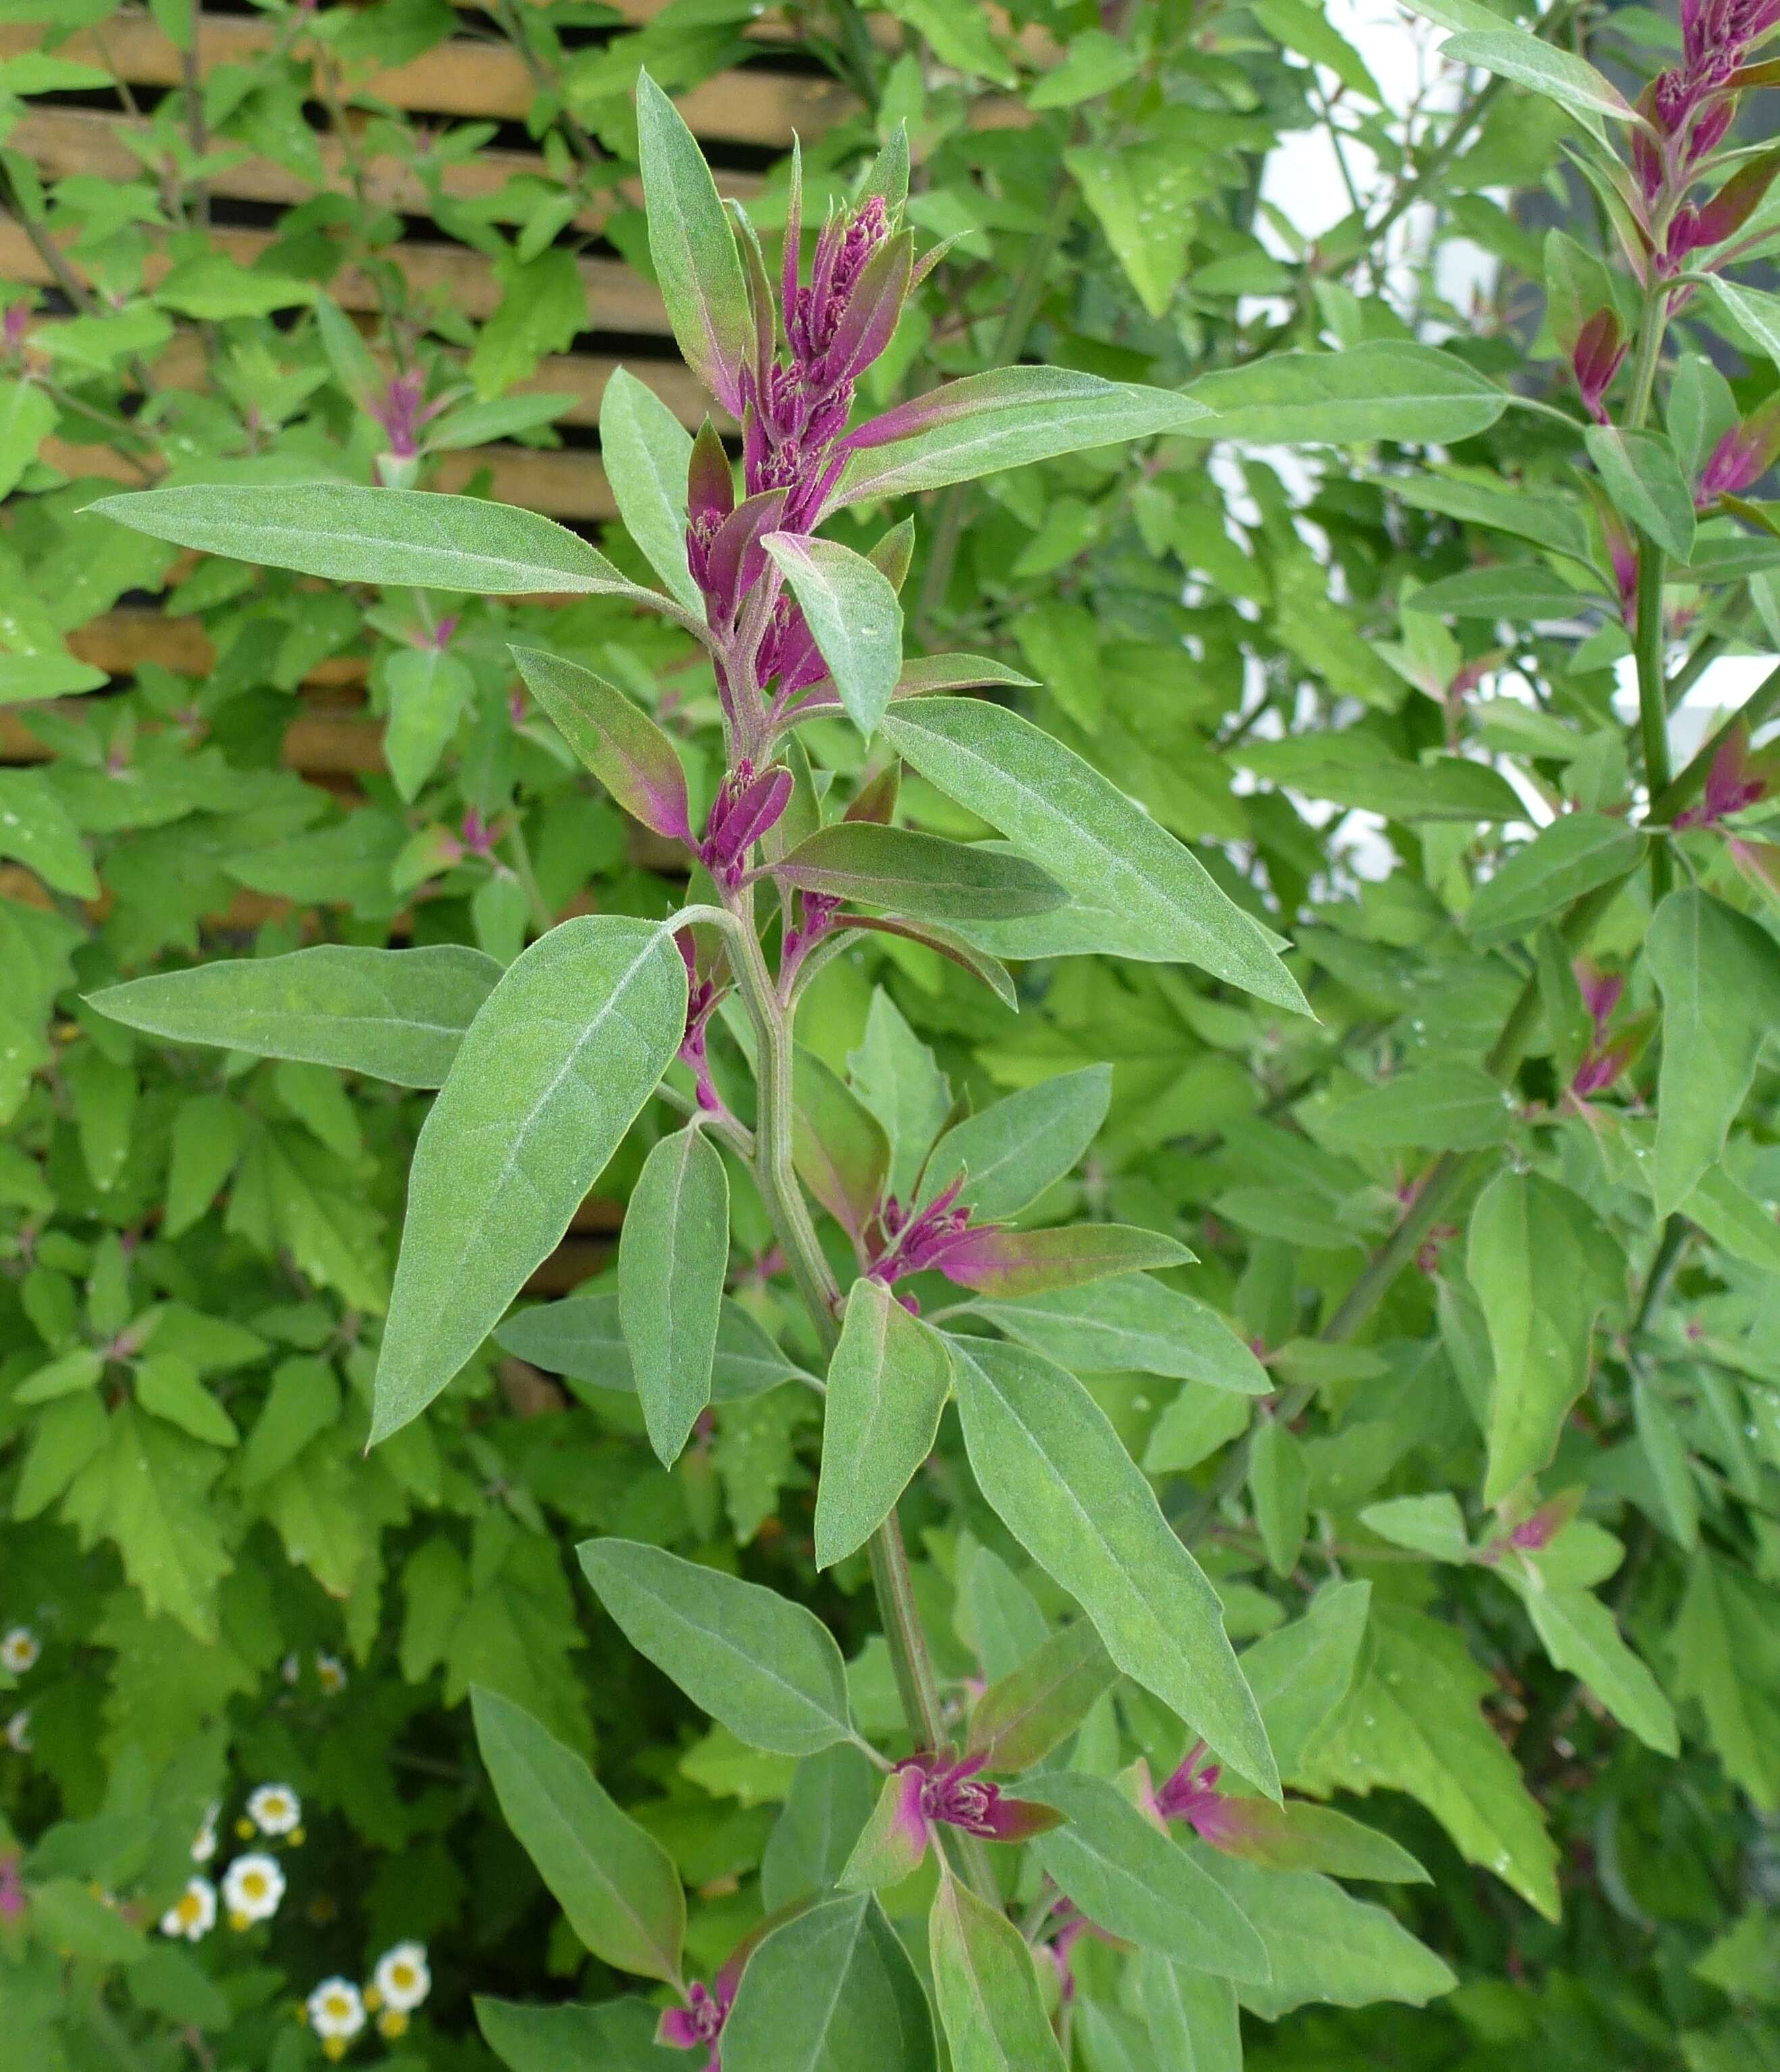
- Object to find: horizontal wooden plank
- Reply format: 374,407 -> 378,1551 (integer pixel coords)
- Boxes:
149,323 -> 718,434
39,427 -> 617,519
3,11 -> 857,143
1,209 -> 665,331
9,107 -> 761,237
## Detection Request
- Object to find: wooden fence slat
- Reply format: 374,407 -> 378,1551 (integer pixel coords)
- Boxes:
0,12 -> 857,141
1,213 -> 666,332
9,107 -> 762,238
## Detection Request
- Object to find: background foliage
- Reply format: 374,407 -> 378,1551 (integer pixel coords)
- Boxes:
3,0 -> 1780,2067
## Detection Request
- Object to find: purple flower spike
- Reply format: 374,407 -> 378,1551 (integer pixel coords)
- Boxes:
1673,727 -> 1770,830
1696,400 -> 1780,507
697,759 -> 792,889
369,369 -> 440,459
867,1178 -> 994,1287
844,1749 -> 1064,1892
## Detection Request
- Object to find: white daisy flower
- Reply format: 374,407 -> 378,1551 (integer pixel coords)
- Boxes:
306,1977 -> 366,2061
246,1783 -> 302,1836
0,1628 -> 39,1675
372,1940 -> 430,2012
221,1853 -> 285,1928
315,1652 -> 348,1697
159,1877 -> 216,1942
4,1711 -> 30,1753
191,1803 -> 220,1863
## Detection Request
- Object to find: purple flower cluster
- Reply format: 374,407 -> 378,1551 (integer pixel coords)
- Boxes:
696,758 -> 792,889
1635,0 -> 1780,271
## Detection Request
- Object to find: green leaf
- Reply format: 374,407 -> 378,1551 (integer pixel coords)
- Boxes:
470,1687 -> 685,1984
1673,1551 -> 1780,1811
1064,145 -> 1198,319
91,944 -> 503,1089
1514,1580 -> 1677,1753
1191,1849 -> 1456,2017
1138,1957 -> 1242,2072
1248,1418 -> 1308,1576
478,1997 -> 680,2071
762,1745 -> 879,1911
775,823 -> 1065,923
580,1538 -> 855,1756
1233,735 -> 1527,822
919,1065 -> 1110,1220
1254,0 -> 1383,96
973,1277 -> 1269,1394
794,1047 -> 890,1245
966,1617 -> 1115,1773
1634,1374 -> 1701,1548
1466,814 -> 1644,944
1469,1169 -> 1622,1504
721,1892 -> 938,2072
635,72 -> 753,404
599,367 -> 699,610
497,1289 -> 808,1401
619,1124 -> 730,1466
0,378 -> 56,502
512,646 -> 692,840
950,1338 -> 1277,1796
1323,1062 -> 1514,1152
1585,425 -> 1697,561
763,535 -> 905,738
1294,1603 -> 1559,1918
371,918 -> 686,1443
1405,565 -> 1603,621
838,369 -> 1211,507
1186,344 -> 1508,446
0,769 -> 99,897
881,700 -> 1306,1012
14,1347 -> 104,1405
1191,1798 -> 1429,1882
815,1277 -> 953,1569
1647,889 -> 1780,1216
382,645 -> 474,802
928,1874 -> 1068,2072
135,1353 -> 238,1449
1439,30 -> 1637,137
91,484 -> 636,595
1712,277 -> 1780,382
153,255 -> 315,319
1027,1772 -> 1269,1981
1360,1493 -> 1470,1562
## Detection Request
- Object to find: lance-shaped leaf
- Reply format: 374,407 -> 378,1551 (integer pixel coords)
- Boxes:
822,915 -> 1019,1011
1469,1169 -> 1622,1503
477,1997 -> 681,2071
776,823 -> 1066,925
1647,887 -> 1780,1215
1439,30 -> 1638,138
1025,1773 -> 1269,1982
935,1222 -> 1192,1298
1184,1795 -> 1429,1882
966,1618 -> 1116,1775
89,944 -> 503,1089
1139,1958 -> 1242,2072
619,1124 -> 730,1466
761,1746 -> 879,1911
838,367 -> 1210,507
580,1538 -> 855,1756
370,918 -> 686,1443
0,769 -> 99,897
720,1892 -> 938,2072
1713,277 -> 1780,381
950,1339 -> 1277,1797
928,1875 -> 1068,2072
599,367 -> 698,611
794,1047 -> 890,1246
971,1276 -> 1269,1395
634,72 -> 751,409
1465,813 -> 1644,945
1239,1581 -> 1370,1780
91,484 -> 636,594
763,535 -> 904,738
497,1289 -> 810,1401
815,1278 -> 953,1569
1191,1849 -> 1456,2017
1585,425 -> 1696,562
470,1687 -> 685,1986
1512,1580 -> 1678,1754
917,1065 -> 1110,1220
881,700 -> 1306,1012
1323,1063 -> 1514,1153
511,646 -> 692,840
1186,342 -> 1508,446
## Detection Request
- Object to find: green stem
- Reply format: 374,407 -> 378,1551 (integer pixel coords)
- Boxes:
721,898 -> 1000,1902
1634,541 -> 1673,902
